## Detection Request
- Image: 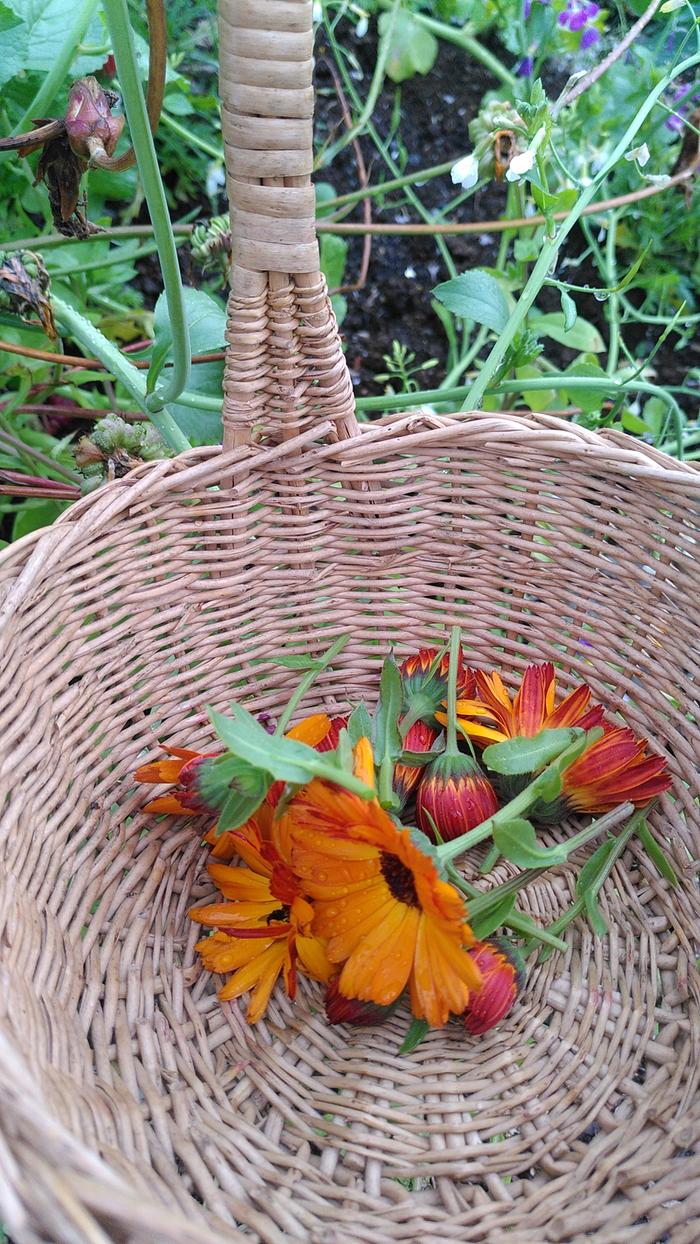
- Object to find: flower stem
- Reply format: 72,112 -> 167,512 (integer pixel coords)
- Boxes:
102,0 -> 191,413
445,626 -> 460,756
463,49 -> 700,411
436,727 -> 602,865
275,635 -> 350,737
522,805 -> 651,956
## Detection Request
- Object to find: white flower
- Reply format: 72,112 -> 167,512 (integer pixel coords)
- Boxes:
625,143 -> 650,167
450,153 -> 480,189
312,1 -> 323,23
355,15 -> 368,37
505,124 -> 546,183
506,149 -> 535,181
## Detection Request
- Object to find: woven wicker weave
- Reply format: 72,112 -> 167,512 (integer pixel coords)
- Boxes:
1,2 -> 699,1241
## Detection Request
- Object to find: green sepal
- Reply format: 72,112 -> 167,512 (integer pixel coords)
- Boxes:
399,1017 -> 430,1055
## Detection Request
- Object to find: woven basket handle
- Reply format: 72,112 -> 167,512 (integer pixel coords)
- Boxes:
219,0 -> 358,449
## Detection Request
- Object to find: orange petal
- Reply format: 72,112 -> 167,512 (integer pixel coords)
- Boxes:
338,902 -> 416,1005
287,713 -> 332,746
143,794 -> 192,815
296,934 -> 334,983
513,664 -> 549,737
206,863 -> 274,901
352,738 -> 376,789
188,900 -> 280,927
218,941 -> 285,1007
197,934 -> 274,973
546,681 -> 592,728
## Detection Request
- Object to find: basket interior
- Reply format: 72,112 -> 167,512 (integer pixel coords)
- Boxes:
0,423 -> 698,1242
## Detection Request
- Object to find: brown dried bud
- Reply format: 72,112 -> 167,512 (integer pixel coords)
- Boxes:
65,77 -> 124,161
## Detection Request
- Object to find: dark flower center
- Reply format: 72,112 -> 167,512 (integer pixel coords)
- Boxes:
380,853 -> 419,907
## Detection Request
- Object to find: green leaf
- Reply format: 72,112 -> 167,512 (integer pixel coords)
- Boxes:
535,767 -> 563,803
575,837 -> 617,898
0,1 -> 28,87
12,498 -> 64,540
483,728 -> 581,775
380,10 -> 438,83
529,311 -> 604,353
560,290 -> 577,332
399,1016 -> 430,1054
636,820 -> 678,886
515,363 -> 556,413
320,234 -> 348,289
373,655 -> 403,765
217,782 -> 270,834
399,748 -> 444,766
493,818 -> 569,868
273,655 -> 324,671
562,362 -> 609,414
584,889 -> 608,938
153,287 -> 227,444
5,0 -> 104,73
209,703 -> 375,797
432,270 -> 509,334
336,727 -> 354,775
197,755 -> 252,812
471,893 -> 516,940
347,701 -> 373,745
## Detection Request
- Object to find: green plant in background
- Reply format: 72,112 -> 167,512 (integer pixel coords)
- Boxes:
0,0 -> 699,546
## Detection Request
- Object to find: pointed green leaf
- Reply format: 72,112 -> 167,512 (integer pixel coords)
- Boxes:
575,837 -> 617,899
493,818 -> 569,868
273,654 -> 324,670
636,820 -> 678,886
433,270 -> 509,334
373,654 -> 403,765
347,701 -> 373,745
483,728 -> 581,775
561,290 -> 577,332
399,747 -> 444,767
217,782 -> 270,834
584,889 -> 608,938
399,1016 -> 430,1055
471,893 -> 516,940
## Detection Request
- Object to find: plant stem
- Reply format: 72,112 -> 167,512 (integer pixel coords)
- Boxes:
320,158 -> 458,212
275,635 -> 350,736
523,805 -> 649,955
447,866 -> 568,950
11,0 -> 99,138
51,294 -> 191,451
445,626 -> 460,755
102,0 -> 191,413
159,111 -> 223,161
437,728 -> 602,865
319,0 -> 400,169
605,212 -> 621,374
463,49 -> 700,411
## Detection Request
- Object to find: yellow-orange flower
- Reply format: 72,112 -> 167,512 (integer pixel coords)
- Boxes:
286,739 -> 481,1027
556,722 -> 671,815
190,817 -> 332,1022
445,662 -> 604,747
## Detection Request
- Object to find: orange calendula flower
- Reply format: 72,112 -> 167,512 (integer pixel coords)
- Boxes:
445,662 -> 604,747
553,722 -> 672,817
190,817 -> 332,1023
136,712 -> 335,816
287,739 -> 481,1027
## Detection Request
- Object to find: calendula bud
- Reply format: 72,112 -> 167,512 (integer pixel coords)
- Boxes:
325,977 -> 396,1026
65,76 -> 123,161
316,715 -> 349,752
417,752 -> 499,842
462,938 -> 526,1035
400,647 -> 474,728
393,719 -> 438,807
134,747 -> 219,816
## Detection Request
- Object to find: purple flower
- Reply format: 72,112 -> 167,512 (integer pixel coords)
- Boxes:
580,26 -> 600,48
516,55 -> 534,76
558,2 -> 600,33
524,0 -> 532,18
665,84 -> 700,133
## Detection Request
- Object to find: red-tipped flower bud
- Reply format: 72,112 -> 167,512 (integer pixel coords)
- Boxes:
316,715 -> 349,752
399,647 -> 475,728
325,977 -> 396,1027
462,938 -> 527,1034
65,76 -> 124,160
134,748 -> 219,816
393,719 -> 438,807
416,752 -> 499,842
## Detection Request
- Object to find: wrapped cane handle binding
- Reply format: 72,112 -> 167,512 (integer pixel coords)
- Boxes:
219,0 -> 357,449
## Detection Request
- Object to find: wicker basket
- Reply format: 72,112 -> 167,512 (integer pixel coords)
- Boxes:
1,1 -> 699,1240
